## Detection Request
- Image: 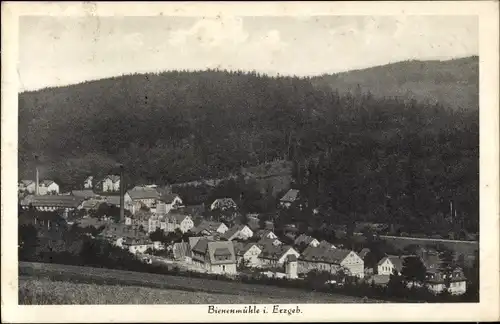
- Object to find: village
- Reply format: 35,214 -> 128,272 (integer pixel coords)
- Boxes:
18,173 -> 470,297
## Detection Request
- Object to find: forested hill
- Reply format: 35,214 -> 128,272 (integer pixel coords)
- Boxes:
18,57 -> 479,232
311,56 -> 479,111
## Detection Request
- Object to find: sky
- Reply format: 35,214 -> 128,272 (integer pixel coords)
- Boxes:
18,15 -> 478,91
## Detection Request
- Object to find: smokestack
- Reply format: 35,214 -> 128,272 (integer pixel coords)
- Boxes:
119,164 -> 124,223
35,155 -> 39,196
35,167 -> 39,195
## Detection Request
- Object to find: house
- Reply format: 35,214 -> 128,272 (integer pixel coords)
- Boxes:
191,238 -> 237,274
19,180 -> 36,193
258,244 -> 300,268
38,180 -> 60,195
294,234 -> 320,248
20,195 -> 83,218
222,224 -> 254,241
83,176 -> 94,189
254,229 -> 278,240
163,213 -> 194,233
172,242 -> 192,263
156,193 -> 184,214
102,175 -> 121,192
299,246 -> 365,278
122,238 -> 154,254
279,189 -> 300,208
191,220 -> 229,235
377,255 -> 405,276
210,198 -> 237,211
425,267 -> 467,295
234,242 -> 262,267
127,187 -> 161,208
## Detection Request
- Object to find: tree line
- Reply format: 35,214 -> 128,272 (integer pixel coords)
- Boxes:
19,69 -> 478,234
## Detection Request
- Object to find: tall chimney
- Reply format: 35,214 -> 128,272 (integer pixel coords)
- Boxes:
35,167 -> 39,195
35,155 -> 39,196
119,164 -> 125,223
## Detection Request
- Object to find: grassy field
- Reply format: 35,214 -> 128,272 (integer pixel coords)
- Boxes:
20,277 -> 340,305
19,262 -> 379,304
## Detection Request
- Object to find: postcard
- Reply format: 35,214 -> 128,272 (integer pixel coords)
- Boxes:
1,1 -> 499,322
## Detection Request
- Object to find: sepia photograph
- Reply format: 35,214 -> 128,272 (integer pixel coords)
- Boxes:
1,1 -> 499,323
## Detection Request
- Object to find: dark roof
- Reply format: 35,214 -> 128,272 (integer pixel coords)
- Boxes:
286,254 -> 298,262
214,247 -> 232,256
207,241 -> 236,264
195,220 -> 225,233
294,234 -> 317,246
300,246 -> 352,264
260,244 -> 296,260
41,180 -> 56,186
104,175 -> 120,183
192,238 -> 210,254
166,213 -> 190,224
127,187 -> 160,200
234,242 -> 261,256
255,229 -> 275,239
319,240 -> 335,249
280,189 -> 299,202
426,267 -> 467,284
222,224 -> 248,240
173,242 -> 192,259
20,195 -> 83,208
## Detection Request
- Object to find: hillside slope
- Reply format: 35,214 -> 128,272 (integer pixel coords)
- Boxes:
311,56 -> 479,110
18,59 -> 479,230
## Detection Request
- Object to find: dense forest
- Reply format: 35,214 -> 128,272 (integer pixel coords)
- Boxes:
18,56 -> 479,233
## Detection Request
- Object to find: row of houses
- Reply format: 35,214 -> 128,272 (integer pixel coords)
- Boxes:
376,253 -> 467,295
163,220 -> 366,279
19,180 -> 60,195
19,173 -> 468,296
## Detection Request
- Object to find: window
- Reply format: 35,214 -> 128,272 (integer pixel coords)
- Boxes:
222,265 -> 226,272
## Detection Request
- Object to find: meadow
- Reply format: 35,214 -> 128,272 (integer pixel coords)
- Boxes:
19,262 -> 378,304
